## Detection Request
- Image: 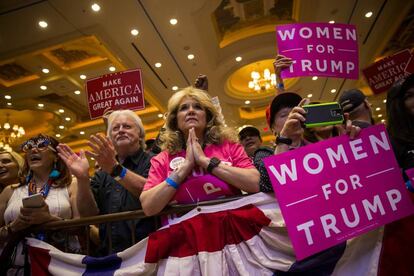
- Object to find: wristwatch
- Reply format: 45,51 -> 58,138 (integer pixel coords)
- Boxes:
206,157 -> 221,174
111,163 -> 125,181
275,135 -> 293,146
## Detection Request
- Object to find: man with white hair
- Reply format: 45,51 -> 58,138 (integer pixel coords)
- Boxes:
58,110 -> 156,255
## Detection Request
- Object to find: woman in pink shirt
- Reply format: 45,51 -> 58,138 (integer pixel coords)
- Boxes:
140,87 -> 259,216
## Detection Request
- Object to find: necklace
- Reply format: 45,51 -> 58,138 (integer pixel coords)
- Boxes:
28,177 -> 53,197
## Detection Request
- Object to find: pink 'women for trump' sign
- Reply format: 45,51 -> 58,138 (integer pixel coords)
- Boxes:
263,125 -> 414,260
276,23 -> 359,79
86,68 -> 145,119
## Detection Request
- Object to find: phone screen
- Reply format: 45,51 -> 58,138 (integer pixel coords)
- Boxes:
303,102 -> 344,128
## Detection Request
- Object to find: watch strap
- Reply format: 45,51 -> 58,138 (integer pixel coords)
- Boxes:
276,135 -> 293,146
207,157 -> 221,174
111,164 -> 126,181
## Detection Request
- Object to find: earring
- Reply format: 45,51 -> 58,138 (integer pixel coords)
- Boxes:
49,161 -> 61,179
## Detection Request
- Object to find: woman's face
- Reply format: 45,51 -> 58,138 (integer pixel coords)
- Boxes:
24,139 -> 56,173
0,152 -> 19,186
176,96 -> 207,134
404,87 -> 414,116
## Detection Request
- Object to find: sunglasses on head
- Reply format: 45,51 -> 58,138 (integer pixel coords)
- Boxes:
21,137 -> 56,153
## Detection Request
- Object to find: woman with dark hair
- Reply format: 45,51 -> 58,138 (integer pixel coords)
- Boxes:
386,73 -> 414,169
379,74 -> 414,276
0,150 -> 24,193
0,134 -> 79,273
140,87 -> 259,217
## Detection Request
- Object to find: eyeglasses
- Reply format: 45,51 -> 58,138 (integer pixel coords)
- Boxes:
21,138 -> 56,153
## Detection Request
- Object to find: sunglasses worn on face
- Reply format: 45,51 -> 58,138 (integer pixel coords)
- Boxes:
21,137 -> 56,153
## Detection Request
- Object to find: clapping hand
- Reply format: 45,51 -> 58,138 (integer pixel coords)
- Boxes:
86,134 -> 118,174
57,144 -> 90,180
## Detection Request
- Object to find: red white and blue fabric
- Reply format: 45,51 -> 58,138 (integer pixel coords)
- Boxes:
27,193 -> 384,275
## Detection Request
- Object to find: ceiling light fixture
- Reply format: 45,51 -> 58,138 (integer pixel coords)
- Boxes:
38,20 -> 48,28
170,18 -> 178,25
40,85 -> 47,90
91,3 -> 101,12
4,95 -> 11,100
0,114 -> 25,149
312,76 -> 318,80
6,103 -> 12,106
74,90 -> 81,95
158,113 -> 164,118
365,11 -> 373,18
58,109 -> 65,113
38,103 -> 44,108
65,117 -> 71,121
109,66 -> 116,72
131,29 -> 139,36
248,69 -> 276,92
329,20 -> 335,24
244,100 -> 251,105
42,68 -> 49,74
235,56 -> 242,62
155,63 -> 162,68
172,86 -> 178,91
80,74 -> 86,80
383,99 -> 387,103
55,134 -> 61,138
330,89 -> 337,93
59,125 -> 64,129
80,131 -> 85,135
378,114 -> 383,118
307,94 -> 313,98
381,119 -> 385,123
187,54 -> 195,60
376,107 -> 381,111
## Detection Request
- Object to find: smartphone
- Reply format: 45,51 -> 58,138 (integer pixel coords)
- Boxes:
22,193 -> 45,208
303,102 -> 344,128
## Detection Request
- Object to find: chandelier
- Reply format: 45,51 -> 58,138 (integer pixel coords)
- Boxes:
248,68 -> 277,92
0,114 -> 25,151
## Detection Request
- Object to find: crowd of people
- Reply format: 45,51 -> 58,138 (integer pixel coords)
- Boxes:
0,55 -> 412,274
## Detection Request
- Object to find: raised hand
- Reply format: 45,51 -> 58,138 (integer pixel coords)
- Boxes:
194,74 -> 208,91
57,144 -> 90,179
86,134 -> 118,174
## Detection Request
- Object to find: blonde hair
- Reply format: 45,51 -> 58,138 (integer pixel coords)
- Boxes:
0,150 -> 24,178
107,110 -> 146,149
161,86 -> 236,154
